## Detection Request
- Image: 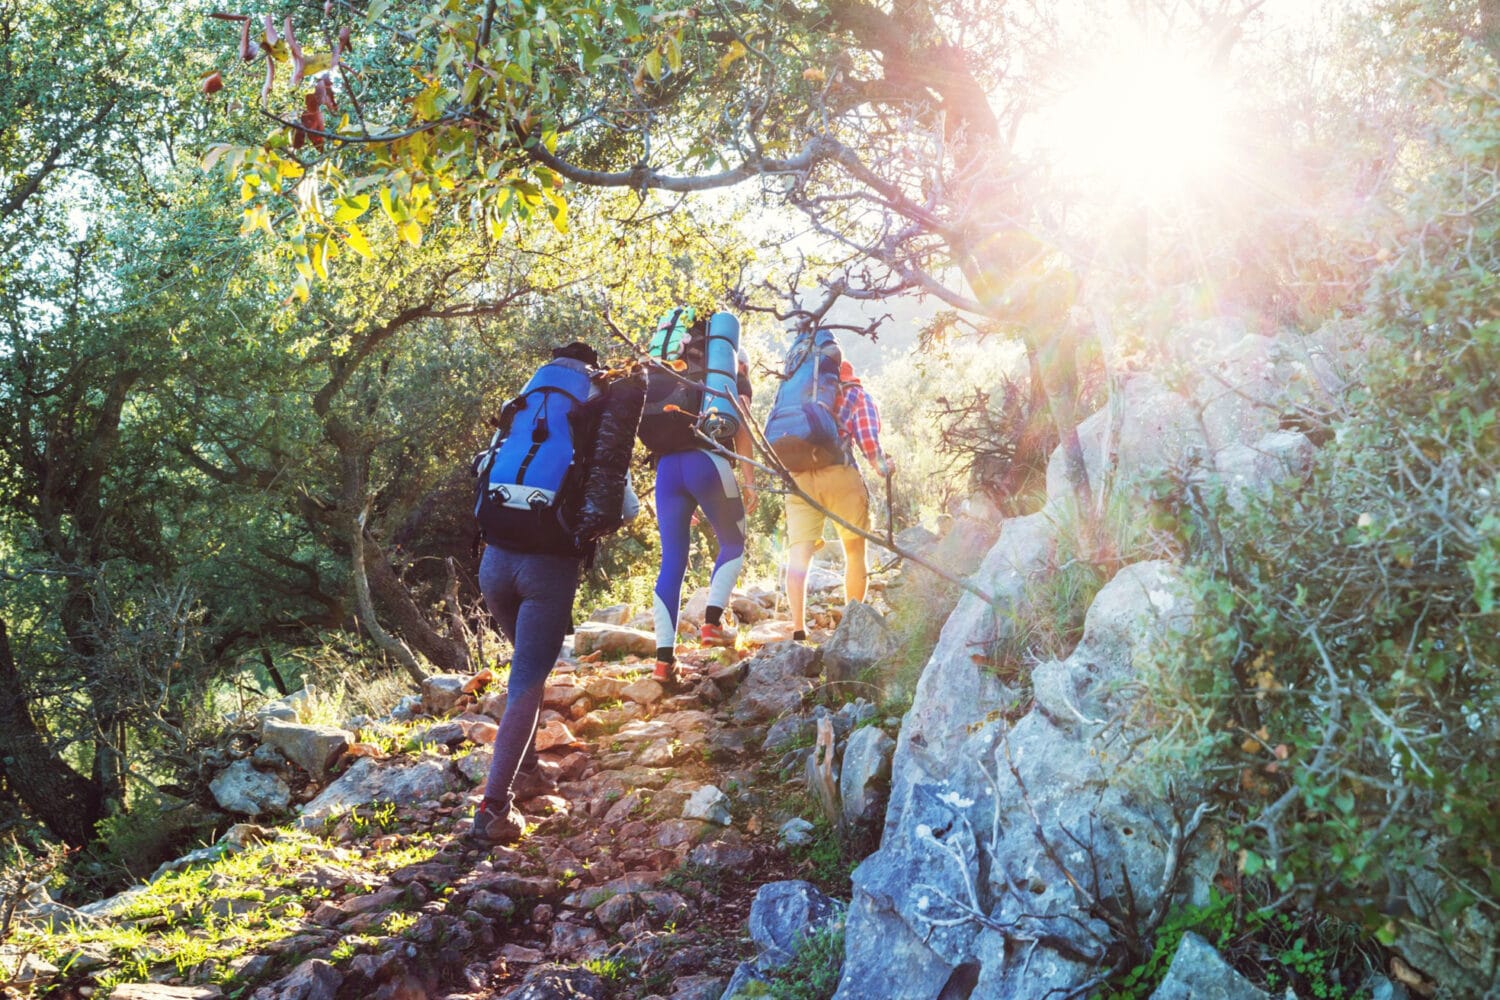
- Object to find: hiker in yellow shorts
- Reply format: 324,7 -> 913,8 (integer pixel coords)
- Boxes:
785,360 -> 893,641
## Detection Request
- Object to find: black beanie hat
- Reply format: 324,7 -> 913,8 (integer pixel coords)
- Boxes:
552,341 -> 599,366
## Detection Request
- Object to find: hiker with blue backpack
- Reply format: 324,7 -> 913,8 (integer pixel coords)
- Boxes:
467,341 -> 646,846
764,331 -> 893,642
636,307 -> 757,691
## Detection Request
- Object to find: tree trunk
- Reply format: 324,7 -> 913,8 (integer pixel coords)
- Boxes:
0,618 -> 105,847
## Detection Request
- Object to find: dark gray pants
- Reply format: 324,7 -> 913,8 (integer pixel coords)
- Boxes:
477,545 -> 581,809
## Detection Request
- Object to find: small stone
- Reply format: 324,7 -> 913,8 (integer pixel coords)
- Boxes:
682,785 -> 732,826
778,818 -> 815,847
108,988 -> 222,1000
587,604 -> 632,626
687,841 -> 755,871
420,674 -> 470,715
621,678 -> 665,705
469,890 -> 516,920
533,719 -> 580,751
496,944 -> 545,965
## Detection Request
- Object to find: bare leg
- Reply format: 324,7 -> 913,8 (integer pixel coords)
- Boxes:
787,540 -> 817,634
841,536 -> 867,606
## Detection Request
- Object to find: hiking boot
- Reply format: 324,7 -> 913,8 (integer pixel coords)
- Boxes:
653,659 -> 681,690
699,622 -> 737,648
467,801 -> 526,846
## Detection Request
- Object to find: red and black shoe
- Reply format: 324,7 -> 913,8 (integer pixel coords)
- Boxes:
652,659 -> 680,690
699,622 -> 738,648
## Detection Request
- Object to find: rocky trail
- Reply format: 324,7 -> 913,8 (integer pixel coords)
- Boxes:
6,570 -> 908,1000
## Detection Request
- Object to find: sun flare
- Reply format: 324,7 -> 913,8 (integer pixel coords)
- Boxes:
1036,42 -> 1234,203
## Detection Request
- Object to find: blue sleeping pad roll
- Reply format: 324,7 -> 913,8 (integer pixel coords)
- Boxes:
698,311 -> 742,442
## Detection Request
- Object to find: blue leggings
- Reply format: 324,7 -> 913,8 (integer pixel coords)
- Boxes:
653,449 -> 746,656
477,546 -> 581,810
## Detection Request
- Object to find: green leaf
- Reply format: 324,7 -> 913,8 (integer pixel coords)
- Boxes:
367,0 -> 391,23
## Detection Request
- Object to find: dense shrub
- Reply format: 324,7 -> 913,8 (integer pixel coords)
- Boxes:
1142,33 -> 1500,994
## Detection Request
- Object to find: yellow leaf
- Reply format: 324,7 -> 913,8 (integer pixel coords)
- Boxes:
333,194 -> 371,223
275,155 -> 305,180
240,205 -> 273,237
379,186 -> 404,223
719,40 -> 747,72
397,219 -> 422,247
345,223 -> 372,258
311,237 -> 330,280
292,275 -> 310,303
201,143 -> 232,172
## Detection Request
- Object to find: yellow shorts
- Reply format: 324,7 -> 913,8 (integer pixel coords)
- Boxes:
785,463 -> 869,547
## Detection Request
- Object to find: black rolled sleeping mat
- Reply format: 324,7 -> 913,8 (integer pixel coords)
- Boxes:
574,367 -> 648,543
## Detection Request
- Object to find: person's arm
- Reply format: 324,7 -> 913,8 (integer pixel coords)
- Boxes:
841,384 -> 891,474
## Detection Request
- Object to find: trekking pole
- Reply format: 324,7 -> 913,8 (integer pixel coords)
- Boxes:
884,466 -> 895,550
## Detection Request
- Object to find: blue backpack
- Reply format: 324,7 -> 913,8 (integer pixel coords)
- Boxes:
764,329 -> 844,472
473,357 -> 593,553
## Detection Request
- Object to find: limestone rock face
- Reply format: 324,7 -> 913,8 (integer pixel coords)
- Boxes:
210,760 -> 291,817
1214,429 -> 1315,511
834,562 -> 1210,1000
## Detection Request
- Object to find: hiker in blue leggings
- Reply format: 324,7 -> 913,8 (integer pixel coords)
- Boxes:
650,349 -> 757,688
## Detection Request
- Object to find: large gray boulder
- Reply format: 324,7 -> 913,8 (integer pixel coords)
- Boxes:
1048,330 -> 1323,508
727,642 -> 822,725
1046,373 -> 1203,504
839,725 -> 895,828
571,622 -> 656,658
820,601 -> 897,686
296,755 -> 459,828
885,510 -> 1055,824
259,719 -> 350,781
723,881 -> 847,998
1214,429 -> 1315,512
209,760 -> 291,817
834,562 -> 1211,1000
1150,932 -> 1271,1000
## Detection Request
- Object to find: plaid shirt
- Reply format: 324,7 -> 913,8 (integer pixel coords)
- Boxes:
836,380 -> 885,467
